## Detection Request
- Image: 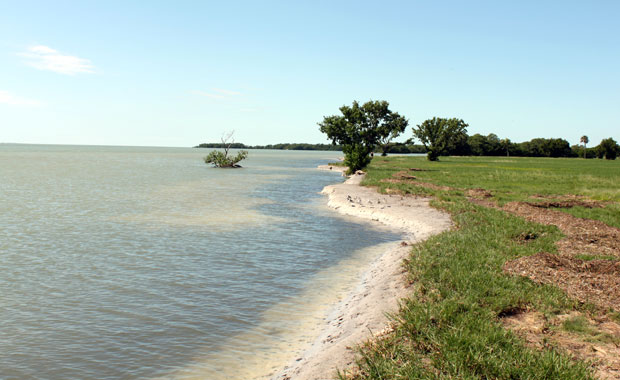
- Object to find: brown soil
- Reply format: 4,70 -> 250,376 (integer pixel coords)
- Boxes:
471,194 -> 620,378
525,200 -> 603,209
502,202 -> 620,260
504,252 -> 620,311
466,188 -> 493,198
393,170 -> 417,180
502,310 -> 620,379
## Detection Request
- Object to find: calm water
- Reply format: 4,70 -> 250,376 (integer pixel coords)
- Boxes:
0,145 -> 399,379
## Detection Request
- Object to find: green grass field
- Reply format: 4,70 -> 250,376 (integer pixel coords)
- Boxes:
365,156 -> 620,227
340,156 -> 620,380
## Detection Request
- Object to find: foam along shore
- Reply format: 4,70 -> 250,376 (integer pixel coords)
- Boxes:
272,166 -> 452,380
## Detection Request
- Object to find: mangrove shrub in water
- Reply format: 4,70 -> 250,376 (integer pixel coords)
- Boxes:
204,150 -> 248,168
203,131 -> 249,168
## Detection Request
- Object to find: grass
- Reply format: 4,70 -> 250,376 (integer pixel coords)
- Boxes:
561,315 -> 620,345
340,156 -> 620,380
559,204 -> 620,229
367,155 -> 620,226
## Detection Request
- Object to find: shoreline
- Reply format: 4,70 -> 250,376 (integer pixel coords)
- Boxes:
272,166 -> 451,379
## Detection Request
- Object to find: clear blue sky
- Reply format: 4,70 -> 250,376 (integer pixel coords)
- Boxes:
1,1 -> 618,147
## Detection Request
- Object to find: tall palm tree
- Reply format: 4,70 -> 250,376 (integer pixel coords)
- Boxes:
580,135 -> 589,158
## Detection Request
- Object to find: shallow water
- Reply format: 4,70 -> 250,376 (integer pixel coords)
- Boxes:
0,145 -> 399,379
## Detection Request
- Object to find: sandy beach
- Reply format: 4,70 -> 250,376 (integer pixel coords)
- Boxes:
272,166 -> 451,380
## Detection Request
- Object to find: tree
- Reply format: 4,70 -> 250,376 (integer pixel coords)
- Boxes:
319,100 -> 408,173
446,129 -> 470,155
500,138 -> 512,157
468,134 -> 490,156
580,135 -> 589,159
413,117 -> 469,161
596,137 -> 619,160
361,100 -> 408,156
204,131 -> 249,168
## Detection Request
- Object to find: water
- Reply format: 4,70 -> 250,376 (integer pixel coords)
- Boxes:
0,145 -> 400,379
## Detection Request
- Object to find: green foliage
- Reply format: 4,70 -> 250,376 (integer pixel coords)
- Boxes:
204,150 -> 248,167
596,137 -> 619,160
383,142 -> 427,154
518,138 -> 572,157
412,117 -> 469,160
342,144 -> 372,172
318,100 -> 408,173
362,100 -> 408,156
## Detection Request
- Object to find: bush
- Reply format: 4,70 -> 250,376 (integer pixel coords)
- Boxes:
204,150 -> 248,167
596,138 -> 619,160
342,144 -> 373,173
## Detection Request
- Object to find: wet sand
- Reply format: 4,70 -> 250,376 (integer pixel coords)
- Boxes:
272,167 -> 451,379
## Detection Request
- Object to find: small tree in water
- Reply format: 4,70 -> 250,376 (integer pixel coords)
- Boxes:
204,131 -> 249,168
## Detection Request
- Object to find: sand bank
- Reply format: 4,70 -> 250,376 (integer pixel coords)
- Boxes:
272,168 -> 451,380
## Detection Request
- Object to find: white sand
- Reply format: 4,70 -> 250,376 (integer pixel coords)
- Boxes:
272,168 -> 451,380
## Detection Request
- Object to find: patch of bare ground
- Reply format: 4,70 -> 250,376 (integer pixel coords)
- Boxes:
502,310 -> 620,379
526,199 -> 603,209
502,201 -> 620,312
466,188 -> 493,198
466,188 -> 497,208
503,202 -> 620,260
504,252 -> 620,311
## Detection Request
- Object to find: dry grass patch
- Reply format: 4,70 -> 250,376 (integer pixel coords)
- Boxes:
502,310 -> 620,380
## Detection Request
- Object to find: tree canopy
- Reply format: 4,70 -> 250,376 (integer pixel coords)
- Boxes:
362,100 -> 409,156
413,117 -> 469,161
596,137 -> 619,160
580,135 -> 589,158
319,100 -> 408,173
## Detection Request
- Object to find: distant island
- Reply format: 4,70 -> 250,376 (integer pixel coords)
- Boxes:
194,142 -> 427,154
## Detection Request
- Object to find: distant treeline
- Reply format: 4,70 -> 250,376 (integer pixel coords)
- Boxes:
195,142 -> 343,151
195,134 -> 619,159
194,141 -> 427,153
444,133 -> 619,159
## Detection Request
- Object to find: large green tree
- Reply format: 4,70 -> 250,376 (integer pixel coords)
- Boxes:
413,117 -> 469,161
361,100 -> 409,156
596,137 -> 619,160
319,100 -> 408,173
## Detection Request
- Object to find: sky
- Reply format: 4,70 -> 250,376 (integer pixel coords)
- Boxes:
1,0 -> 619,147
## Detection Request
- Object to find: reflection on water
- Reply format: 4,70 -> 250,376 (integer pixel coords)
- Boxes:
0,145 -> 399,379
169,242 -> 397,380
117,178 -> 288,230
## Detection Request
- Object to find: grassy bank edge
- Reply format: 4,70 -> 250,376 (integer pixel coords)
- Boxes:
335,156 -> 619,379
